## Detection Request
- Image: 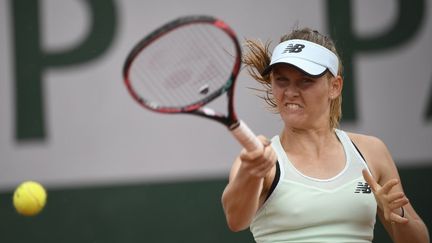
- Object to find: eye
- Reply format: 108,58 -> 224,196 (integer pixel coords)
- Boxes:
274,75 -> 288,82
299,78 -> 315,86
273,77 -> 289,87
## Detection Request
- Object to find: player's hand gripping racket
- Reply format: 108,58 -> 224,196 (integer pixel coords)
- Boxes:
123,15 -> 262,152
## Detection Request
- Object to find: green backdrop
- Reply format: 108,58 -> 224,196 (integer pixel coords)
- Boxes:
0,166 -> 430,243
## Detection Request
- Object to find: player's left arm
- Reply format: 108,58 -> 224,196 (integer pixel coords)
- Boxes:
358,135 -> 430,243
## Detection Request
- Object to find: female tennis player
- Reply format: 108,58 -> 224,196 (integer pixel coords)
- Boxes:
221,28 -> 429,242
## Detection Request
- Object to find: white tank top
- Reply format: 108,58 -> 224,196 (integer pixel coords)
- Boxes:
250,129 -> 377,243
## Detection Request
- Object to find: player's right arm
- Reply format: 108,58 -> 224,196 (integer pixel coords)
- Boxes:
221,136 -> 277,232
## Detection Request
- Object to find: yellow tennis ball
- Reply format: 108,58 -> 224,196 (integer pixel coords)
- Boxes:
13,181 -> 47,216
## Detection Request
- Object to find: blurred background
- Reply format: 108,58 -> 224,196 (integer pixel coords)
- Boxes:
0,0 -> 431,242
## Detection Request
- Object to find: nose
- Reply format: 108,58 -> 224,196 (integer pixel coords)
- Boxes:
283,85 -> 300,98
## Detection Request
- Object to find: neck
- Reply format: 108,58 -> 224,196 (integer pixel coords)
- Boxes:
280,126 -> 338,157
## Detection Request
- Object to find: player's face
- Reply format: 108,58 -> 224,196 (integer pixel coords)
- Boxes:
270,64 -> 335,129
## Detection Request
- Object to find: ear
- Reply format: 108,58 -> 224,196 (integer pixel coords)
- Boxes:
329,75 -> 343,99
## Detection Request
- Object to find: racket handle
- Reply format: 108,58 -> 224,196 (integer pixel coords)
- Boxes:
230,120 -> 263,152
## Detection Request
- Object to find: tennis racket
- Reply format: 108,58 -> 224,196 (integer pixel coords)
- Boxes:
123,15 -> 262,152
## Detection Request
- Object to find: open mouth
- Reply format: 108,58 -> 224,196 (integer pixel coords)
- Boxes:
285,103 -> 302,111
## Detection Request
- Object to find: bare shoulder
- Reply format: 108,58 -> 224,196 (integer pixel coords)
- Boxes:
345,131 -> 394,181
346,132 -> 388,152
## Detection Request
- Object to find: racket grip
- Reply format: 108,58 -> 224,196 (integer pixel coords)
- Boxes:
230,120 -> 263,152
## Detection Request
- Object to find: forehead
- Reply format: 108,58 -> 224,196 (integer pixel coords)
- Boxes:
271,65 -> 332,86
271,64 -> 311,77
271,63 -> 331,80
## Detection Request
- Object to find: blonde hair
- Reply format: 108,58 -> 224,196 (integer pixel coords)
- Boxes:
243,28 -> 343,129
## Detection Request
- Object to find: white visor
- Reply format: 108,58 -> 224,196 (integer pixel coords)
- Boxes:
262,39 -> 339,77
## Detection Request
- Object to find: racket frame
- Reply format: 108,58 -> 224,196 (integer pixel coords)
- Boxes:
123,15 -> 262,151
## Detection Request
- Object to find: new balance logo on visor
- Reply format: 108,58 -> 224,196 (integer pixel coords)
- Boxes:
354,182 -> 372,194
283,44 -> 305,53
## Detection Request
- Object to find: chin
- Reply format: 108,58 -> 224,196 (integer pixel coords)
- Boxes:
282,117 -> 306,128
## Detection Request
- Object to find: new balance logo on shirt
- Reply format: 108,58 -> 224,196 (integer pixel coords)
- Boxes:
354,182 -> 372,194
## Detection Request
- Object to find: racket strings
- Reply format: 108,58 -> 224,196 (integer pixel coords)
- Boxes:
129,23 -> 237,109
147,25 -> 231,105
